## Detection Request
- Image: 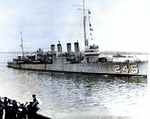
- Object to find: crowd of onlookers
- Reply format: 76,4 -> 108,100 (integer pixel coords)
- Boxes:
0,94 -> 40,119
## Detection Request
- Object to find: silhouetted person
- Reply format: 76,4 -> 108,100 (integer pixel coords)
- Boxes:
32,94 -> 39,109
32,94 -> 39,118
17,103 -> 27,119
12,100 -> 18,119
27,102 -> 34,119
0,97 -> 4,119
6,99 -> 13,119
4,97 -> 8,119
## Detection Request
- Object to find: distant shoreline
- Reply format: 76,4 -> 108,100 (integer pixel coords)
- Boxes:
0,51 -> 33,54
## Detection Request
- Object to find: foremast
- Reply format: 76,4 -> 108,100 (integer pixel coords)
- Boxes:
20,31 -> 25,57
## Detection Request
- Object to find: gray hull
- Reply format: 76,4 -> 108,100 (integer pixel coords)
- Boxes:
8,57 -> 148,76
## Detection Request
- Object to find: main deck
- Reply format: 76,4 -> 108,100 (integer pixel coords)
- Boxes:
7,57 -> 148,76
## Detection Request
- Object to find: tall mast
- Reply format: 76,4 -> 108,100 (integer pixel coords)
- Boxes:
20,31 -> 24,57
83,0 -> 88,46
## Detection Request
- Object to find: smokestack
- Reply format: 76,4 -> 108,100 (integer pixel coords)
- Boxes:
57,41 -> 62,53
74,42 -> 79,57
67,43 -> 71,55
51,44 -> 55,55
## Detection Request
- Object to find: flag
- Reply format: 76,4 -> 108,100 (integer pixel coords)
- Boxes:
90,28 -> 93,31
89,23 -> 91,27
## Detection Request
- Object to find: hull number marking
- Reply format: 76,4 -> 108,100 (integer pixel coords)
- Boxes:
114,65 -> 139,74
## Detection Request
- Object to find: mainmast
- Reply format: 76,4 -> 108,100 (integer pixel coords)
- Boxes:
83,0 -> 87,46
20,31 -> 24,57
76,0 -> 89,47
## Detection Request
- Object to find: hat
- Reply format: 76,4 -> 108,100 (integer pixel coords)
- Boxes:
32,94 -> 36,98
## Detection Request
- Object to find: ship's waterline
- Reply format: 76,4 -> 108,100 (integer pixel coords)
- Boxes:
0,53 -> 149,119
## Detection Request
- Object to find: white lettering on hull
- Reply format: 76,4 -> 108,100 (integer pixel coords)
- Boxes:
114,64 -> 139,74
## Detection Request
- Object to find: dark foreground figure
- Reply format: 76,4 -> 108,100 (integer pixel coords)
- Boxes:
0,95 -> 51,119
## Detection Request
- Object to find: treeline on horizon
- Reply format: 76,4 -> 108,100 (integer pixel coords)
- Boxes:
0,51 -> 33,54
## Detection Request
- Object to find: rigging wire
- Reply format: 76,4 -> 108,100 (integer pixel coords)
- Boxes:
37,5 -> 78,40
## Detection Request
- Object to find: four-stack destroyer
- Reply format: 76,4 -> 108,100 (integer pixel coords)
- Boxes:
7,0 -> 148,76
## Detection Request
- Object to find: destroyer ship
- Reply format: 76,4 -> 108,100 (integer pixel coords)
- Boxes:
7,0 -> 148,76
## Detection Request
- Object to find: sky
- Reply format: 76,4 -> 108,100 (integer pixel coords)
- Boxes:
0,0 -> 150,53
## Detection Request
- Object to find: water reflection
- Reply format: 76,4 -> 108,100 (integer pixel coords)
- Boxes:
43,72 -> 147,83
28,71 -> 148,118
0,66 -> 148,119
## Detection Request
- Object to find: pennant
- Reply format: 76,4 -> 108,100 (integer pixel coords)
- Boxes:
90,28 -> 93,31
89,23 -> 91,27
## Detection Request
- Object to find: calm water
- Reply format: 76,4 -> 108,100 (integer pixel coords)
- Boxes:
0,53 -> 149,119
